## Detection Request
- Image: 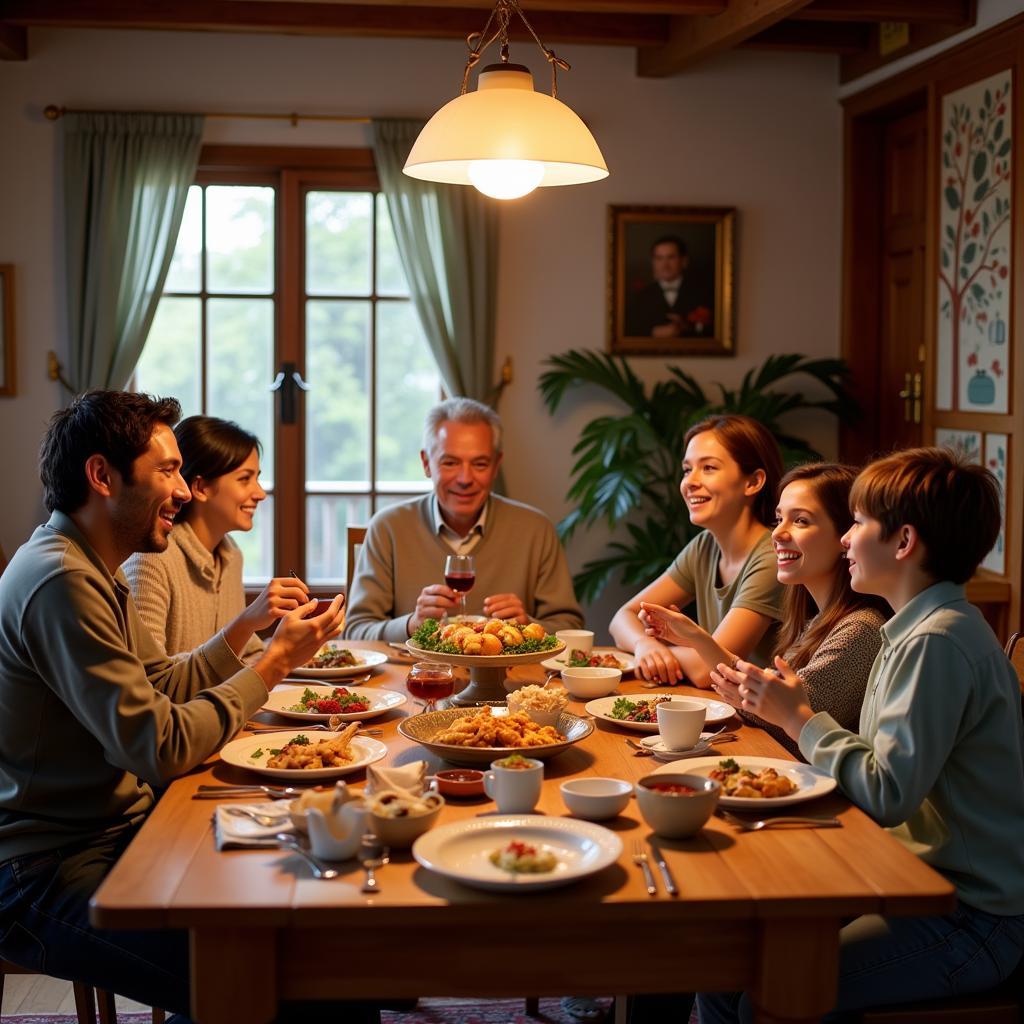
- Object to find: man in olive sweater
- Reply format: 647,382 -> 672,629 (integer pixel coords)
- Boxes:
345,397 -> 583,641
0,391 -> 343,1022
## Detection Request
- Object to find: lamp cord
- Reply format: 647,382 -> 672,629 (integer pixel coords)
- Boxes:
459,0 -> 571,100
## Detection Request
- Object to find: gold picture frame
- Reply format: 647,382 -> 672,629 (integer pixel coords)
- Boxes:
608,205 -> 735,357
0,265 -> 14,397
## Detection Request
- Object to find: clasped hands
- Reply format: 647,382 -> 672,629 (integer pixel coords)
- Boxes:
710,656 -> 814,741
409,584 -> 528,633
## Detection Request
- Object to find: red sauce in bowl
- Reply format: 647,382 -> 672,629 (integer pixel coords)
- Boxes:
647,782 -> 698,795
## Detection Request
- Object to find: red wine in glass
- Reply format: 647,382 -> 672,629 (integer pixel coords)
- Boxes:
444,554 -> 475,618
407,662 -> 455,713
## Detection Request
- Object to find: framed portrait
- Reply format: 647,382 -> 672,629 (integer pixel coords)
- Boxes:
608,205 -> 735,357
0,265 -> 14,397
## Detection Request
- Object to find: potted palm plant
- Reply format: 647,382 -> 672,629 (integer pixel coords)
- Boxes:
538,351 -> 858,603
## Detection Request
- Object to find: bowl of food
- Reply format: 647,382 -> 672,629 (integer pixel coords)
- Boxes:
635,772 -> 720,839
506,683 -> 569,728
431,768 -> 486,798
560,777 -> 632,821
560,666 -> 622,700
366,789 -> 445,848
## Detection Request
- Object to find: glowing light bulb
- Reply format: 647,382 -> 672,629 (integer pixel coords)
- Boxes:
467,159 -> 545,200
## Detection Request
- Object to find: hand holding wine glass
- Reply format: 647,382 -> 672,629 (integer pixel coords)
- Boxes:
444,554 -> 475,619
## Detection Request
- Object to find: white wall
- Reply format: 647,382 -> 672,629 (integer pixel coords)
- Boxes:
0,27 -> 843,635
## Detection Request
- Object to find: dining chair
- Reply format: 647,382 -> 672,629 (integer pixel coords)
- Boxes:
346,525 -> 367,598
1005,630 -> 1024,695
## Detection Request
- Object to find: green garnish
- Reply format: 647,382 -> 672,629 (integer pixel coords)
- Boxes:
269,748 -> 282,755
718,758 -> 739,772
290,734 -> 310,746
250,748 -> 264,759
610,697 -> 638,719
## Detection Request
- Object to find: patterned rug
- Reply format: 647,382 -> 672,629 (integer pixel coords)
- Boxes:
1,999 -> 620,1024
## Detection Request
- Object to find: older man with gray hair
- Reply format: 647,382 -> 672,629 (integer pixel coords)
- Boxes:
345,397 -> 583,640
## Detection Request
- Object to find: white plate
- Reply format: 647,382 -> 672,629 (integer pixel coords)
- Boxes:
584,694 -> 735,733
290,647 -> 388,679
542,646 -> 636,674
219,731 -> 387,780
652,755 -> 837,808
639,733 -> 715,760
412,815 -> 622,892
261,684 -> 406,722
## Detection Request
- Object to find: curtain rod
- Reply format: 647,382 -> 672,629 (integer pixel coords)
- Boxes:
43,105 -> 371,125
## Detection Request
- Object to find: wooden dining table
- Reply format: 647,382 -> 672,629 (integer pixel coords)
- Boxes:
90,641 -> 955,1024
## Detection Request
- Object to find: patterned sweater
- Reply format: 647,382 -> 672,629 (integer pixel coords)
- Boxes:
123,522 -> 263,663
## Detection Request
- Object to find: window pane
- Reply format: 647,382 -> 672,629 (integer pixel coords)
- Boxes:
135,297 -> 201,417
165,185 -> 202,293
236,493 -> 274,584
306,495 -> 371,584
375,193 -> 408,297
306,192 -> 372,296
376,301 -> 440,484
207,298 -> 275,471
206,185 -> 274,295
306,300 -> 370,484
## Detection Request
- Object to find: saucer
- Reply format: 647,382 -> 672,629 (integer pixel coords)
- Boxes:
640,734 -> 716,761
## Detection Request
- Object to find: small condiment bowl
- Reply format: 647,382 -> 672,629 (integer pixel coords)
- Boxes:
635,773 -> 720,839
560,666 -> 621,700
368,791 -> 445,848
430,768 -> 485,798
560,777 -> 632,821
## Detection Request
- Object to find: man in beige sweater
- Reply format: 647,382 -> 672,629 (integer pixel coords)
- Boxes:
0,391 -> 344,1022
345,397 -> 583,641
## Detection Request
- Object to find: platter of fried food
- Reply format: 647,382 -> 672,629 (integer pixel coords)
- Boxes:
407,618 -> 564,666
220,722 -> 388,779
652,756 -> 836,809
398,705 -> 594,766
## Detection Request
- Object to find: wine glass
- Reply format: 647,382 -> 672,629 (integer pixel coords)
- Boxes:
407,661 -> 455,715
444,554 -> 475,620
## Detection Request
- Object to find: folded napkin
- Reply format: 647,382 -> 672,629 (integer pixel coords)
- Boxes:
366,760 -> 427,797
213,800 -> 293,851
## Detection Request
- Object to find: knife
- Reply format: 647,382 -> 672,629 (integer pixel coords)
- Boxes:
650,841 -> 679,897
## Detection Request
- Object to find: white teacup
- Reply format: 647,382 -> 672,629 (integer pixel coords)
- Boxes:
555,629 -> 594,665
483,756 -> 544,813
656,699 -> 707,751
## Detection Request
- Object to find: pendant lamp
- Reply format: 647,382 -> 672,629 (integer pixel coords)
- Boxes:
404,0 -> 608,200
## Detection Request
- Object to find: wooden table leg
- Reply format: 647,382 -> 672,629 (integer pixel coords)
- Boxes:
191,928 -> 277,1024
750,918 -> 840,1024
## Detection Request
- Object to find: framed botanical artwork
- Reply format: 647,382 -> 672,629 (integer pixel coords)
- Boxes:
0,264 -> 14,398
608,205 -> 735,357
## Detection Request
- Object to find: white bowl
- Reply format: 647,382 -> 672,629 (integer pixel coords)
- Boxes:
368,792 -> 445,848
560,666 -> 622,700
635,772 -> 720,839
560,777 -> 632,821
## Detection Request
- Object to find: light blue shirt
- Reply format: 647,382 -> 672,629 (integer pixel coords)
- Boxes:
800,581 -> 1024,915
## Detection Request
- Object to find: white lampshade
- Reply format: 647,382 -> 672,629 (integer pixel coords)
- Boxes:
404,64 -> 608,199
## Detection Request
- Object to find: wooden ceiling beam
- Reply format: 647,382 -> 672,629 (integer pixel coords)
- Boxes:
743,20 -> 868,54
794,0 -> 971,24
637,0 -> 815,77
281,0 -> 725,12
0,1 -> 669,47
0,21 -> 27,59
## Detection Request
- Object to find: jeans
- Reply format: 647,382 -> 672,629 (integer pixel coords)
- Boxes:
0,828 -> 383,1024
696,903 -> 1024,1024
0,827 -> 193,1022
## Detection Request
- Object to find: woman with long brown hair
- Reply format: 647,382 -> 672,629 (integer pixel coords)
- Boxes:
641,462 -> 889,755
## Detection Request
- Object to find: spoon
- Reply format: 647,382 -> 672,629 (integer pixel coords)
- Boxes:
274,833 -> 339,879
223,805 -> 290,827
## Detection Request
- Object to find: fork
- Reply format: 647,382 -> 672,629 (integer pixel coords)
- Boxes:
223,805 -> 291,827
359,834 -> 390,893
718,809 -> 841,831
631,839 -> 657,896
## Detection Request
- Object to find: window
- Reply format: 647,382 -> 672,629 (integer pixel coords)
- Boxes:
135,150 -> 441,585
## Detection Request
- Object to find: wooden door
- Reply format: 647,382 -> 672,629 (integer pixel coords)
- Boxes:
879,108 -> 927,451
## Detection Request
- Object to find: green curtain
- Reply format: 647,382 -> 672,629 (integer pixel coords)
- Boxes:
371,118 -> 499,403
61,112 -> 203,391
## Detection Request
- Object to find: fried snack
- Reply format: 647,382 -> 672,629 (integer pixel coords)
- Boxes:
521,622 -> 546,641
708,760 -> 798,799
267,722 -> 359,770
497,624 -> 524,647
463,632 -> 503,656
432,706 -> 565,748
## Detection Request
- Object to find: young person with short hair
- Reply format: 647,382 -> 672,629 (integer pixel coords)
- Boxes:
699,447 -> 1024,1022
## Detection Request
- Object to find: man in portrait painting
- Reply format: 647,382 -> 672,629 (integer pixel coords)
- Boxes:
624,235 -> 714,340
